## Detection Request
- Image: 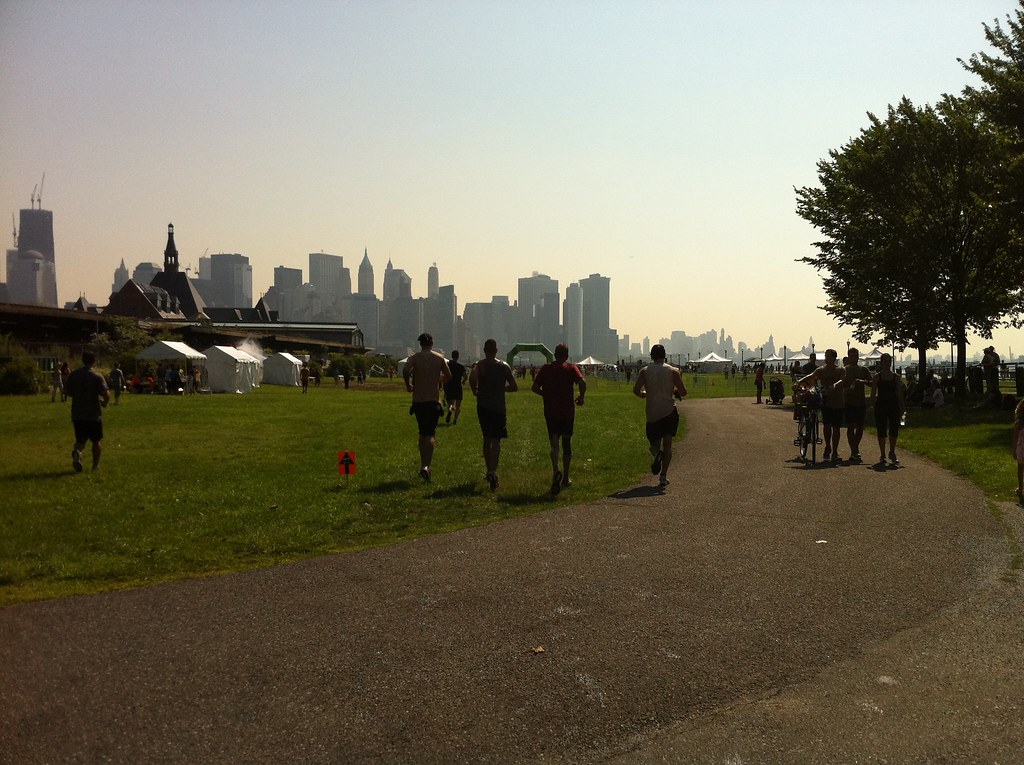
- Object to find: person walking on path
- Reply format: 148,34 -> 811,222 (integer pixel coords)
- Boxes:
532,343 -> 586,495
1013,398 -> 1023,502
444,350 -> 467,425
869,352 -> 906,468
65,350 -> 110,473
835,347 -> 871,463
109,362 -> 127,405
300,363 -> 310,393
754,363 -> 765,404
403,332 -> 452,483
798,348 -> 846,462
469,338 -> 518,492
632,344 -> 687,488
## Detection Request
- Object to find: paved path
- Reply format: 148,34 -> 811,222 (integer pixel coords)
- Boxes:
2,398 -> 1022,764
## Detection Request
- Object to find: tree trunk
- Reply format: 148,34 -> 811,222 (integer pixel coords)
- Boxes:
916,346 -> 928,390
955,328 -> 968,399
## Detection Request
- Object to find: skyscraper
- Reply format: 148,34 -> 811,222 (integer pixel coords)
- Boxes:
579,273 -> 616,362
563,282 -> 583,357
427,263 -> 439,298
209,253 -> 253,308
358,249 -> 375,296
111,259 -> 130,298
8,205 -> 58,306
517,271 -> 560,349
309,252 -> 351,307
274,265 -> 303,291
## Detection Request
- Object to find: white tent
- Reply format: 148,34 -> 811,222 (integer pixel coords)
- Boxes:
135,340 -> 206,362
788,351 -> 811,361
263,352 -> 303,386
862,347 -> 884,360
203,345 -> 262,393
577,356 -> 605,367
694,351 -> 731,371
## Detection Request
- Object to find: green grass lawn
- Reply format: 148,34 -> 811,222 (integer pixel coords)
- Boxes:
2,375 -> 1018,607
0,378 -> 661,606
896,403 -> 1021,502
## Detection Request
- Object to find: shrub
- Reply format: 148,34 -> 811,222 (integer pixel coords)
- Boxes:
0,357 -> 44,395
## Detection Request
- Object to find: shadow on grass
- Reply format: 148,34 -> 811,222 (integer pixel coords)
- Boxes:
427,481 -> 480,499
1,470 -> 78,482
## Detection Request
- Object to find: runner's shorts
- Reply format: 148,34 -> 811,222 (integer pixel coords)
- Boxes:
844,405 -> 866,428
73,420 -> 104,444
646,409 -> 680,444
411,401 -> 443,436
544,414 -> 575,437
477,406 -> 508,440
821,406 -> 844,427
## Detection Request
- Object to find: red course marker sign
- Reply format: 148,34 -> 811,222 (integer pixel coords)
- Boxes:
338,451 -> 357,475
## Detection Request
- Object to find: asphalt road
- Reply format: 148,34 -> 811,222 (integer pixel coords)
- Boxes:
2,398 -> 1021,764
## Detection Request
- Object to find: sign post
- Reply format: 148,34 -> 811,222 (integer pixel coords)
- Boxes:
338,450 -> 357,487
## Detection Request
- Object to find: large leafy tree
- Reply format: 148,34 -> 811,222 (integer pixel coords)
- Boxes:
961,2 -> 1024,147
795,96 -> 1024,395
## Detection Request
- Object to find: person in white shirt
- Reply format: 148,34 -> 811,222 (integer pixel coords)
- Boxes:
632,344 -> 687,488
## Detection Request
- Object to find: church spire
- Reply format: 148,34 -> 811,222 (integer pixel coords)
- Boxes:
163,223 -> 179,273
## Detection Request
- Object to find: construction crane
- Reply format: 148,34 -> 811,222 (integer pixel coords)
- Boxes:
37,172 -> 45,209
30,185 -> 37,208
11,214 -> 16,248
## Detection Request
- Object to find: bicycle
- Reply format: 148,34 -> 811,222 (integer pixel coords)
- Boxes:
793,385 -> 823,465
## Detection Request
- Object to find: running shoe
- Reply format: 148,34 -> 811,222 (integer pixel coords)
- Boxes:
659,475 -> 670,487
551,470 -> 562,496
823,447 -> 831,461
71,449 -> 83,473
651,451 -> 663,475
419,467 -> 431,482
486,472 -> 498,492
445,409 -> 452,424
889,452 -> 900,466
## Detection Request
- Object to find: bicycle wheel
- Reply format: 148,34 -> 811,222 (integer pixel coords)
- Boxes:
809,411 -> 818,465
798,416 -> 809,461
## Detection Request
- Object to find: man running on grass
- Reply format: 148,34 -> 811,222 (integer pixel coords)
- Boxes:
532,343 -> 586,495
469,338 -> 518,492
65,350 -> 110,473
403,332 -> 451,482
632,344 -> 686,488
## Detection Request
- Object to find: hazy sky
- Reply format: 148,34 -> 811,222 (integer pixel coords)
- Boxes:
2,0 -> 1021,359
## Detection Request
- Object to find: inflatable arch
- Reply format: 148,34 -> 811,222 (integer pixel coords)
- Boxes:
506,343 -> 553,366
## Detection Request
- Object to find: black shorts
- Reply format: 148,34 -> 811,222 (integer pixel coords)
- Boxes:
544,414 -> 575,437
444,385 -> 464,402
73,420 -> 103,444
646,409 -> 680,444
411,401 -> 443,436
477,407 -> 508,440
844,405 -> 866,427
821,406 -> 844,427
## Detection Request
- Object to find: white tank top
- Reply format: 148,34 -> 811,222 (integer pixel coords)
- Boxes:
644,361 -> 678,422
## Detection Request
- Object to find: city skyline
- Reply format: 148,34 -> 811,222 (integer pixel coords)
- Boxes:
2,1 -> 1021,358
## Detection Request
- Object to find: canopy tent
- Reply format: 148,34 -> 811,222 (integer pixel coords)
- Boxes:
695,352 -> 730,363
263,352 -> 303,386
576,356 -> 605,367
788,351 -> 811,361
203,345 -> 262,393
135,340 -> 206,362
862,347 -> 884,360
762,353 -> 785,362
